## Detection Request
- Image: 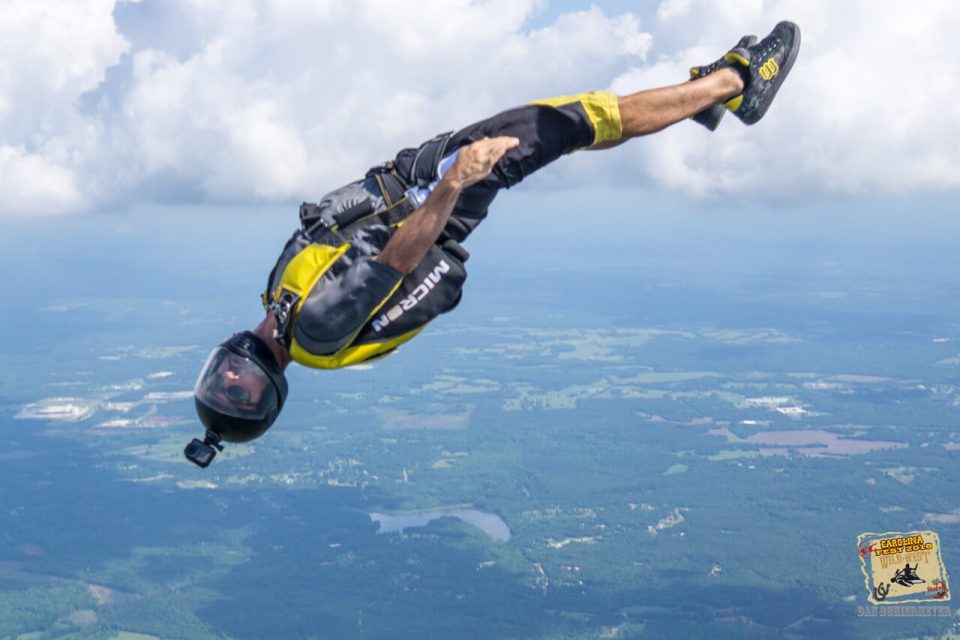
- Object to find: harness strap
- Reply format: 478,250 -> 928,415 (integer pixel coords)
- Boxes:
408,131 -> 453,187
367,163 -> 407,206
299,202 -> 323,231
370,195 -> 417,229
329,171 -> 417,234
332,199 -> 375,229
327,133 -> 452,235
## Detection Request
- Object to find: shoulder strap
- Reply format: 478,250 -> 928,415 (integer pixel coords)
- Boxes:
366,163 -> 407,206
265,241 -> 352,346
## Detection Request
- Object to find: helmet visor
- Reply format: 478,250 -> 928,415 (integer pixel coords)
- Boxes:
194,346 -> 279,421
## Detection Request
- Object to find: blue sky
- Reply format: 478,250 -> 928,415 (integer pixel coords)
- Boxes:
1,0 -> 958,219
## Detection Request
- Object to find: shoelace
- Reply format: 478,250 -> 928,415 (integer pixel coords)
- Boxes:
753,34 -> 783,63
699,61 -> 723,75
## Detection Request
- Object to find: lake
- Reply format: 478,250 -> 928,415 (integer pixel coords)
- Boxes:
369,508 -> 511,541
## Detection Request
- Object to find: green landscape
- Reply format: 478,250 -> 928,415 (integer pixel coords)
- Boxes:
4,308 -> 960,638
2,204 -> 960,638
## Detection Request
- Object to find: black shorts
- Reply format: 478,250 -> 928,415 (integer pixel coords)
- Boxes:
393,91 -> 623,242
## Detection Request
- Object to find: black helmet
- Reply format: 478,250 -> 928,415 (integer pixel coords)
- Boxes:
186,332 -> 288,467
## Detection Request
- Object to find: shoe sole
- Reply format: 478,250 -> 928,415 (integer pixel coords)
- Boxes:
693,105 -> 725,131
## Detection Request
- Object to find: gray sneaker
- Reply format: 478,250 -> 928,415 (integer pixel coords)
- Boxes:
689,35 -> 758,131
723,21 -> 801,125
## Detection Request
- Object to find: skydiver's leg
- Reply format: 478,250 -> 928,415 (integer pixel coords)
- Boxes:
395,68 -> 742,242
593,67 -> 743,149
393,99 -> 600,242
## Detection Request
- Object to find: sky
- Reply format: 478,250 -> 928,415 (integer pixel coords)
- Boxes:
0,0 -> 958,218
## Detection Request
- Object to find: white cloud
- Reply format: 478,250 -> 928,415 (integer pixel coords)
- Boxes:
604,0 -> 960,202
0,0 -> 127,215
1,0 -> 653,215
0,0 -> 957,216
0,146 -> 85,215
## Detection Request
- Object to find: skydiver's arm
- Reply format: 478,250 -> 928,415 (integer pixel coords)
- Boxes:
375,136 -> 519,274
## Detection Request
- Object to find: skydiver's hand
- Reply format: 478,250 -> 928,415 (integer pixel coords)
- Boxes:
376,135 -> 518,274
445,136 -> 520,189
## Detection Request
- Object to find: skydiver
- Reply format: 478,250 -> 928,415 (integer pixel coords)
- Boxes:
185,21 -> 801,467
892,563 -> 924,587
